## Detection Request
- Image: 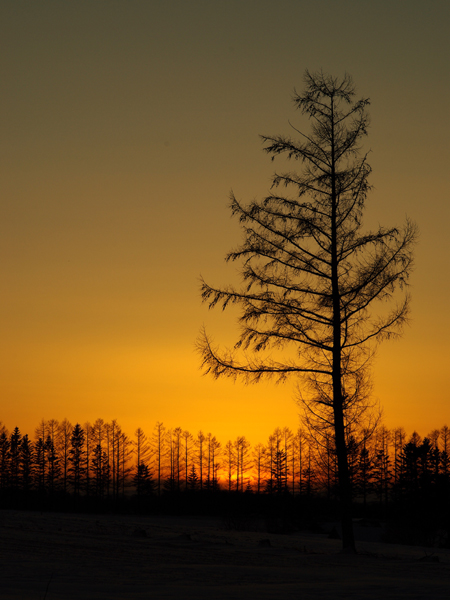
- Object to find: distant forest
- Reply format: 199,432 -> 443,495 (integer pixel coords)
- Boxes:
1,419 -> 450,546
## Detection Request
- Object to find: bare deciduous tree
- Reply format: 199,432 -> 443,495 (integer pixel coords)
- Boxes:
152,421 -> 166,496
182,429 -> 194,490
199,70 -> 416,552
57,418 -> 73,494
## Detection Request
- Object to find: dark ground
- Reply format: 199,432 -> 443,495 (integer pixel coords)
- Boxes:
1,510 -> 449,599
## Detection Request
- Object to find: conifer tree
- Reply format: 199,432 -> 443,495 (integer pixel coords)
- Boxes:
199,71 -> 416,550
133,462 -> 154,496
207,435 -> 222,491
19,434 -> 33,492
187,463 -> 199,491
9,427 -> 21,489
133,427 -> 153,496
69,424 -> 85,496
45,434 -> 61,494
182,430 -> 194,491
152,422 -> 166,496
224,441 -> 235,492
252,443 -> 265,494
196,431 -> 206,491
0,428 -> 10,490
440,425 -> 450,479
57,418 -> 73,494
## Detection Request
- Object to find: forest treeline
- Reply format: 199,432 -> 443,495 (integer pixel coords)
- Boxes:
1,418 -> 450,509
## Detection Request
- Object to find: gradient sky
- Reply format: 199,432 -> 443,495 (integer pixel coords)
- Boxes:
1,0 -> 449,444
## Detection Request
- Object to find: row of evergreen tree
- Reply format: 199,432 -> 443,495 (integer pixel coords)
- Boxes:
1,418 -> 449,508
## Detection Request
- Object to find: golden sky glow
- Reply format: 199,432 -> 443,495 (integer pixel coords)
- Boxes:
1,1 -> 450,444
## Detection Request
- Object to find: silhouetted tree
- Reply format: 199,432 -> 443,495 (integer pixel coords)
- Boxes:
356,437 -> 372,510
264,433 -> 276,494
104,421 -> 132,499
207,434 -> 222,490
0,427 -> 10,490
204,432 -> 213,490
440,425 -> 450,479
91,419 -> 108,497
46,419 -> 59,441
165,428 -> 177,493
57,418 -> 73,494
372,426 -> 392,508
199,71 -> 416,551
34,438 -> 46,492
439,425 -> 450,504
34,420 -> 47,447
224,440 -> 235,491
9,428 -> 21,489
182,430 -> 194,491
33,421 -> 50,491
92,444 -> 110,498
133,427 -> 152,495
252,443 -> 265,494
282,427 -> 294,492
396,432 -> 421,498
346,434 -> 360,495
427,432 -> 441,488
84,421 -> 92,496
313,430 -> 338,502
303,446 -> 317,497
196,431 -> 206,491
108,420 -> 121,499
234,436 -> 251,492
417,437 -> 433,492
45,434 -> 61,494
393,427 -> 406,485
19,434 -> 33,492
69,424 -> 85,497
187,463 -> 199,490
133,462 -> 154,497
294,428 -> 307,495
117,430 -> 133,497
267,429 -> 288,493
171,427 -> 183,491
271,449 -> 288,494
152,422 -> 166,496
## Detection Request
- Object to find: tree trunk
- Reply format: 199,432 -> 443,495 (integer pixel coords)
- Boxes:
333,385 -> 356,552
331,97 -> 356,553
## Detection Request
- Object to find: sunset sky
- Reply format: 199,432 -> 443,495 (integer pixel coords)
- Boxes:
1,1 -> 449,445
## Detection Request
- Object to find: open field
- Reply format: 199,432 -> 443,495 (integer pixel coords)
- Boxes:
1,510 -> 449,599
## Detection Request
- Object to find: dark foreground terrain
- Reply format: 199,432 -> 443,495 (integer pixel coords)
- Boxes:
1,510 -> 449,599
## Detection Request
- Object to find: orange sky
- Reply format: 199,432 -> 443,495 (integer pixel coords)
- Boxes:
1,1 -> 450,445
